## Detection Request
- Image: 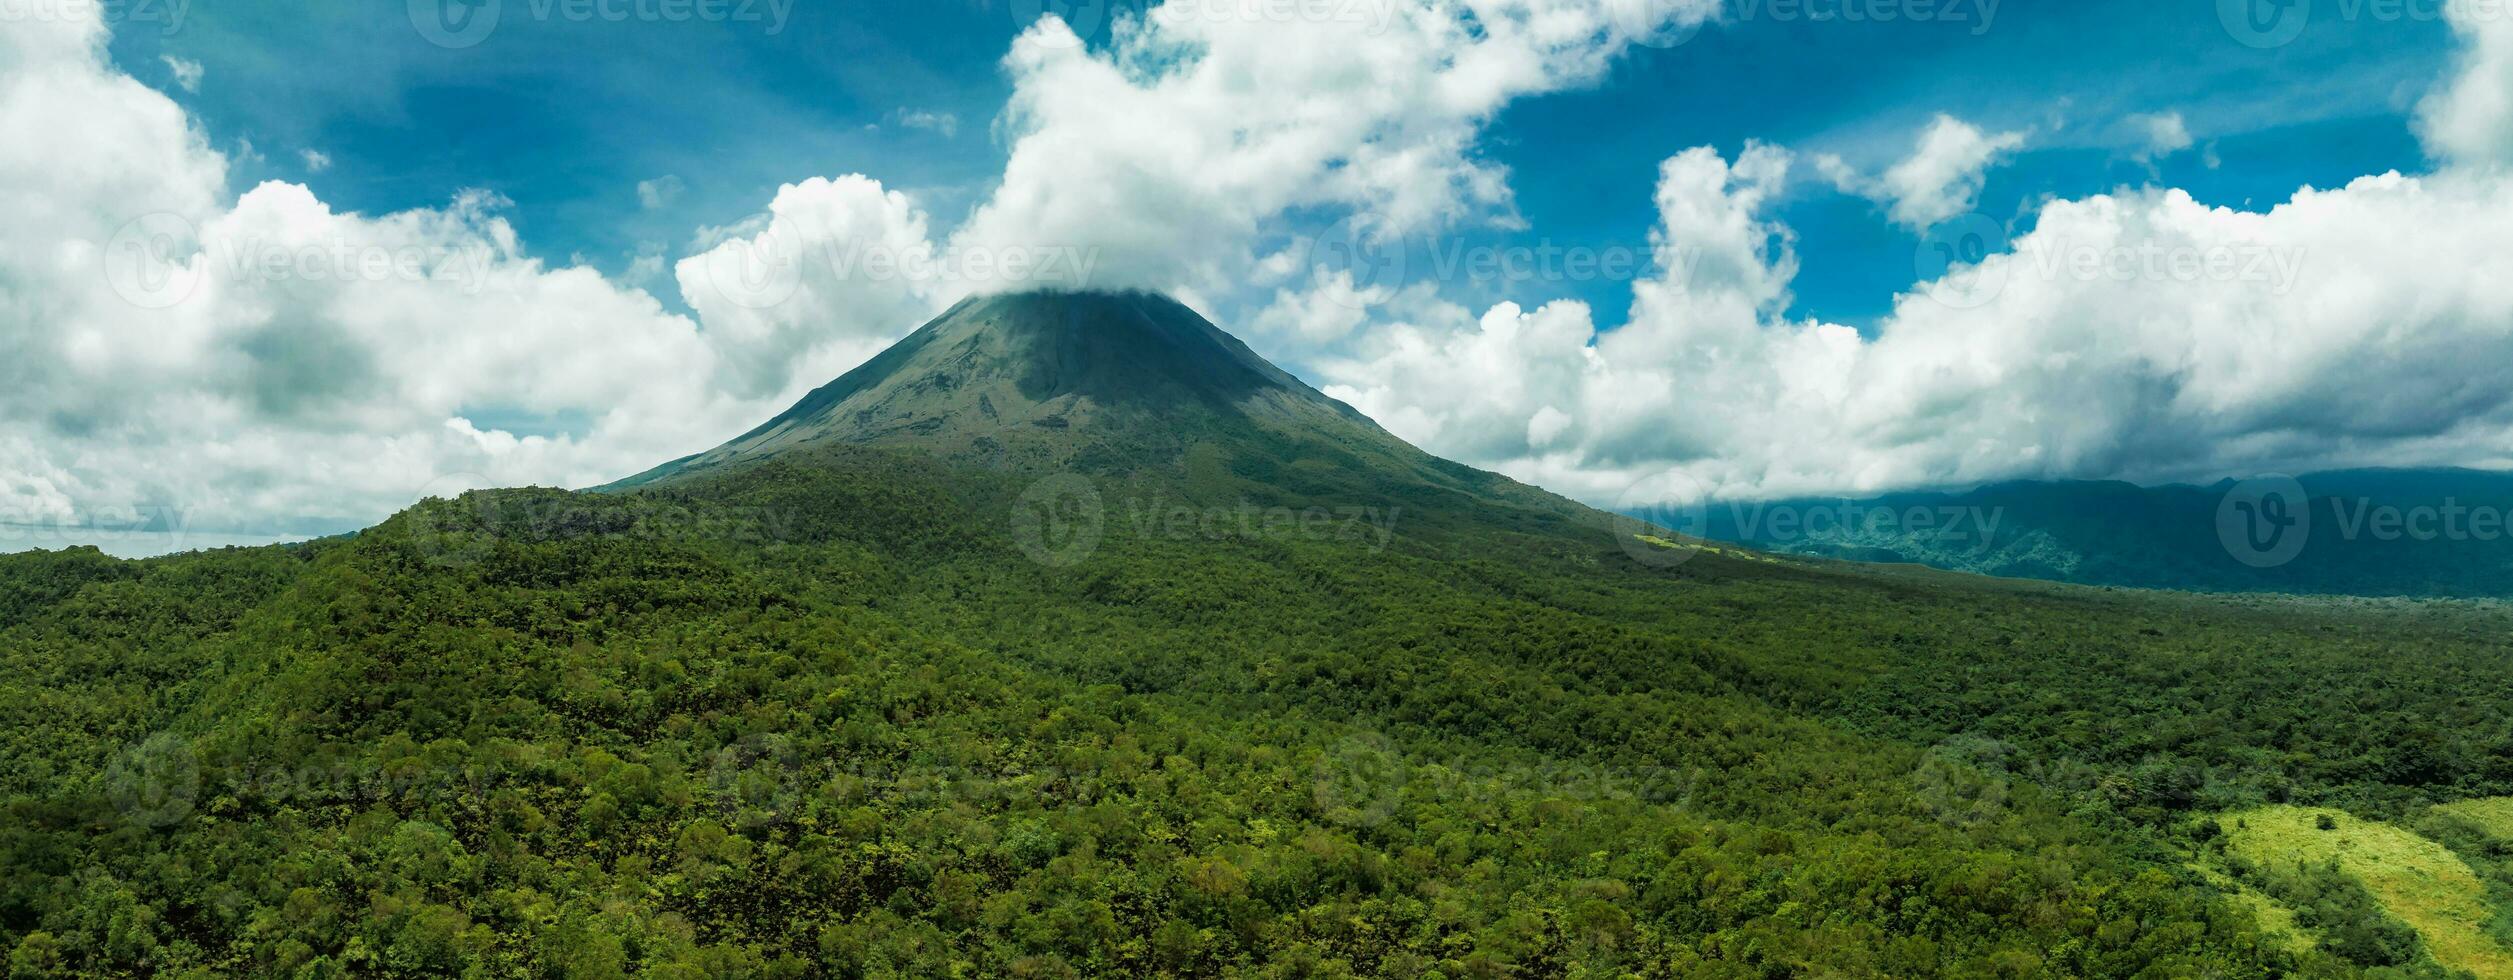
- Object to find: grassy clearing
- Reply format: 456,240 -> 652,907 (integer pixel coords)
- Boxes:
2223,804 -> 2513,978
2436,796 -> 2513,842
1632,534 -> 1796,565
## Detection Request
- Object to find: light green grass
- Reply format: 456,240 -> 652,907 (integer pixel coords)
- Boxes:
2435,796 -> 2513,842
2222,805 -> 2513,978
1633,535 -> 1792,565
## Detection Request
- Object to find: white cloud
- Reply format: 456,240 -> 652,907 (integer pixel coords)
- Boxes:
637,174 -> 685,210
1812,152 -> 1862,193
893,108 -> 959,138
625,241 -> 667,285
1316,153 -> 2513,508
1250,269 -> 1397,348
159,55 -> 200,93
2420,0 -> 2513,167
1262,6 -> 2513,508
299,148 -> 331,172
1822,115 -> 2029,231
0,10 -> 809,533
1326,298 -> 1611,466
2125,111 -> 2194,163
675,175 -> 947,400
1284,1 -> 2513,508
949,1 -> 1719,294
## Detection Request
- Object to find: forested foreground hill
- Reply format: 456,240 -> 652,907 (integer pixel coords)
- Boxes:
5,444 -> 2513,977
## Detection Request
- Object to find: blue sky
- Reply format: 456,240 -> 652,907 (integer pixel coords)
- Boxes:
107,0 -> 2455,331
105,2 -> 1019,305
1489,0 -> 2450,324
10,0 -> 2512,549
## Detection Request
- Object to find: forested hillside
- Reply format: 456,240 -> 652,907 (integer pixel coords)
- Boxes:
4,442 -> 2510,977
1694,470 -> 2513,598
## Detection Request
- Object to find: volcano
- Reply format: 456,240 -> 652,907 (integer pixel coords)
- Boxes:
615,290 -> 1560,513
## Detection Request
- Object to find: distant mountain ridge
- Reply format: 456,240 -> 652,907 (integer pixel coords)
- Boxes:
1693,468 -> 2513,597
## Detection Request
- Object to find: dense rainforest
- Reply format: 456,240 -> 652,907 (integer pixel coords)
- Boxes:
2,442 -> 2510,978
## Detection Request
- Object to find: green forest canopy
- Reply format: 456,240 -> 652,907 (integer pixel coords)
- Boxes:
3,444 -> 2511,977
